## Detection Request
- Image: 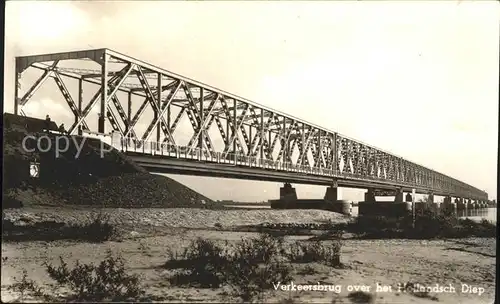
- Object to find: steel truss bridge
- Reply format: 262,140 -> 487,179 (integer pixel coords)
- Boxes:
13,48 -> 488,201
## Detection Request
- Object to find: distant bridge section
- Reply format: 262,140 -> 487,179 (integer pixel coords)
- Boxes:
13,48 -> 488,201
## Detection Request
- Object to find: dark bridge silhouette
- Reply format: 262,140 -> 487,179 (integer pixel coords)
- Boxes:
13,48 -> 489,206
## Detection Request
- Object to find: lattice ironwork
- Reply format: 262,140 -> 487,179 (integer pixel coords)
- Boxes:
13,48 -> 488,200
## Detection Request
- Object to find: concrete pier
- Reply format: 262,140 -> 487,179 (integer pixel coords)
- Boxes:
270,184 -> 351,215
280,183 -> 297,203
456,198 -> 466,211
440,196 -> 456,214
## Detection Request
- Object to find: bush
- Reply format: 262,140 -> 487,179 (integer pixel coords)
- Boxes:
346,215 -> 407,238
7,269 -> 45,302
227,234 -> 292,302
165,233 -> 294,302
44,250 -> 143,301
227,254 -> 292,303
74,212 -> 116,242
235,233 -> 286,264
457,218 -> 496,237
346,291 -> 374,303
346,210 -> 495,239
288,240 -> 342,267
409,209 -> 457,239
166,238 -> 231,288
2,212 -> 116,243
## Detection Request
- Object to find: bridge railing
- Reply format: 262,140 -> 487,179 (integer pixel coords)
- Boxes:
111,138 -> 487,199
113,138 -> 338,177
113,138 -> 435,182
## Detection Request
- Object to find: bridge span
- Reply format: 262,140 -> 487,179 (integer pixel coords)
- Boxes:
13,48 -> 489,204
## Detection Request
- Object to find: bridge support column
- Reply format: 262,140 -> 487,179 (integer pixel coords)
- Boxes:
279,183 -> 297,203
323,185 -> 351,215
324,186 -> 338,202
427,193 -> 434,203
440,196 -> 456,215
394,189 -> 404,203
405,193 -> 412,203
271,183 -> 298,209
364,188 -> 376,203
456,198 -> 466,211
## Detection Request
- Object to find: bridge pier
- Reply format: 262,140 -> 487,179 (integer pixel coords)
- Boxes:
270,183 -> 298,209
323,186 -> 351,215
270,183 -> 351,214
280,182 -> 298,203
440,196 -> 456,214
456,198 -> 466,216
405,193 -> 412,203
394,189 -> 404,203
324,186 -> 338,202
358,188 -> 411,217
364,188 -> 377,202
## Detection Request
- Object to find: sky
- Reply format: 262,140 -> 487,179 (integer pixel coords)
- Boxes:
4,1 -> 499,202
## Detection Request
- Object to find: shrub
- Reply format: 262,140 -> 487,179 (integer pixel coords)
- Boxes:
288,240 -> 342,267
346,210 -> 495,239
346,291 -> 374,303
346,215 -> 407,238
7,269 -> 45,302
2,212 -> 116,243
457,218 -> 496,237
44,250 -> 143,301
165,233 -> 293,302
409,209 -> 457,239
235,233 -> 286,264
225,234 -> 292,302
74,212 -> 116,242
166,238 -> 231,288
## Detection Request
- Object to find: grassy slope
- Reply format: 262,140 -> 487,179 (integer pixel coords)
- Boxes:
3,114 -> 214,208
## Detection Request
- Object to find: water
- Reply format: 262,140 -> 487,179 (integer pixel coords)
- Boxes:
458,207 -> 497,223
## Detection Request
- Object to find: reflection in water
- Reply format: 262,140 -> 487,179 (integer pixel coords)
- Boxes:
458,207 -> 497,223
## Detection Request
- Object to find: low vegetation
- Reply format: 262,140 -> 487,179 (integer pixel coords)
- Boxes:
8,251 -> 148,302
2,212 -> 116,243
345,208 -> 495,239
287,240 -> 341,267
164,233 -> 342,302
44,250 -> 143,301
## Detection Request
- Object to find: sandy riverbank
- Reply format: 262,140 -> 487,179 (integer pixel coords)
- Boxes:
1,207 -> 496,303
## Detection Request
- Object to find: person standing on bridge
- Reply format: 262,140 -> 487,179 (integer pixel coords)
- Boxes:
44,115 -> 51,133
58,123 -> 67,135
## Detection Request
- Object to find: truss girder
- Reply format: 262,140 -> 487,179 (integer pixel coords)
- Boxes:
222,100 -> 251,157
186,95 -> 220,154
52,72 -> 90,131
248,112 -> 274,159
181,86 -> 219,155
67,64 -> 132,134
13,48 -> 488,200
277,120 -> 300,164
19,61 -> 60,108
141,80 -> 183,143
